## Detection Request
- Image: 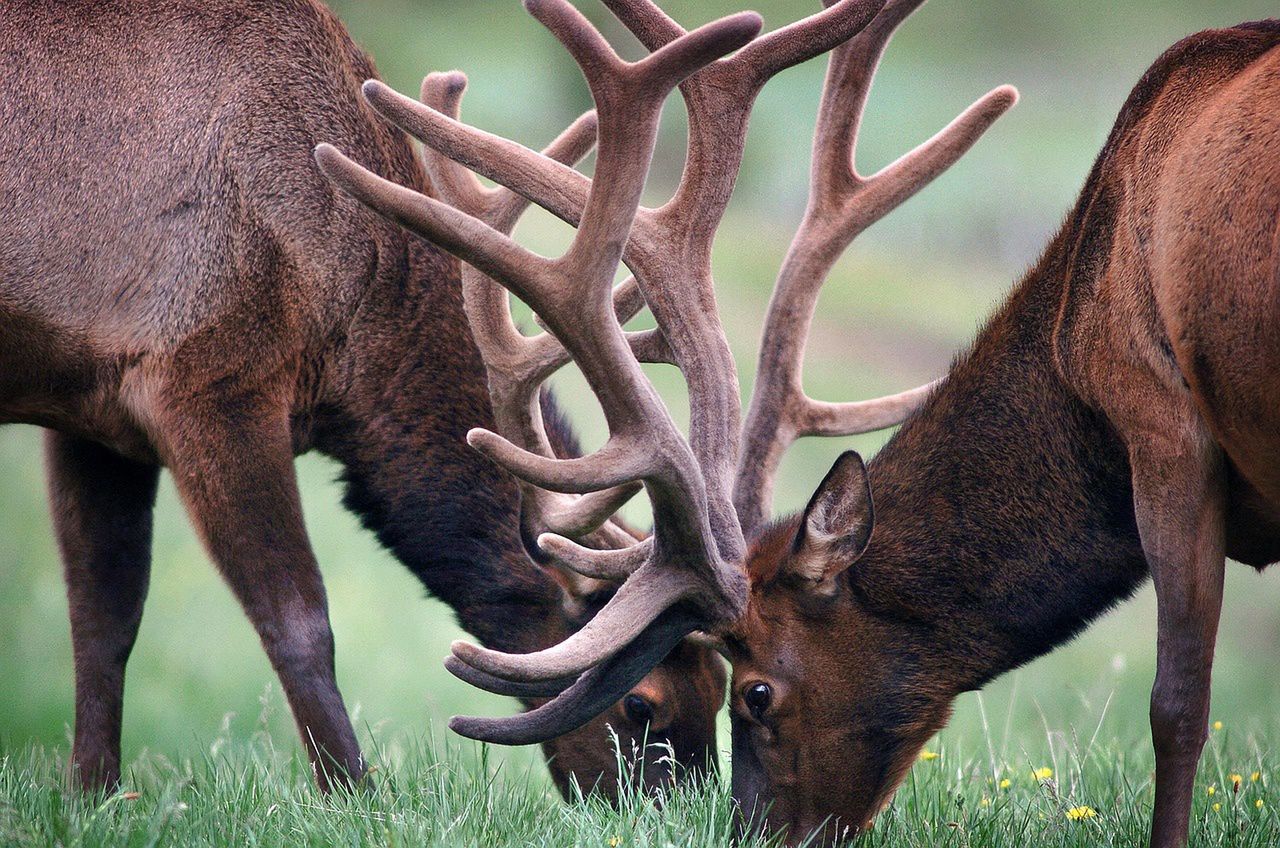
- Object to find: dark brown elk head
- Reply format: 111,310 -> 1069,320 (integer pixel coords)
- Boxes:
727,453 -> 954,841
318,0 -> 1011,838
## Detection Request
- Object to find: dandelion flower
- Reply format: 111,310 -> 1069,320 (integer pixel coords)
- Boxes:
1213,720 -> 1224,731
1257,799 -> 1265,810
1252,772 -> 1262,783
1065,806 -> 1097,821
980,797 -> 991,808
1231,774 -> 1243,791
1207,785 -> 1216,797
1213,803 -> 1221,813
919,750 -> 940,762
609,838 -> 620,847
999,778 -> 1012,790
1032,767 -> 1053,781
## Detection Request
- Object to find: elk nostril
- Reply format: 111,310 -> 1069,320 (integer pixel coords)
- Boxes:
744,682 -> 772,719
623,693 -> 654,725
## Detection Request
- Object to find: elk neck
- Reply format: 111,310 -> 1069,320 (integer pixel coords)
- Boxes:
310,222 -> 573,655
853,232 -> 1150,695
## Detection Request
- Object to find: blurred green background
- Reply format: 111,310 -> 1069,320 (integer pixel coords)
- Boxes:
3,0 -> 1279,787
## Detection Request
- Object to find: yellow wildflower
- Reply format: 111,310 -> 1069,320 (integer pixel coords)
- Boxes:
980,797 -> 991,808
609,838 -> 620,848
1252,772 -> 1262,783
1032,767 -> 1053,781
1065,806 -> 1097,821
919,750 -> 940,762
999,778 -> 1012,789
1207,785 -> 1217,796
1213,721 -> 1224,731
1231,774 -> 1243,791
1257,799 -> 1265,810
1213,803 -> 1221,813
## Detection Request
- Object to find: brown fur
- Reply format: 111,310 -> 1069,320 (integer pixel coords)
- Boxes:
0,0 -> 721,797
728,21 -> 1280,847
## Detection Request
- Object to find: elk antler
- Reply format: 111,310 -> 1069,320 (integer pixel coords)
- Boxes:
734,0 -> 1017,535
318,0 -> 761,742
317,0 -> 1015,746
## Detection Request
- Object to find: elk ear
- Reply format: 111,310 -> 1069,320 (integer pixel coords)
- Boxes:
788,451 -> 874,589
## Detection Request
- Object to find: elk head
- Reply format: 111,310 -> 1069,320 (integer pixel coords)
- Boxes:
318,0 -> 1013,839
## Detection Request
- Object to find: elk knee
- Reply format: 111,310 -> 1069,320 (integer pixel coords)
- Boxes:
257,605 -> 337,679
1149,681 -> 1209,759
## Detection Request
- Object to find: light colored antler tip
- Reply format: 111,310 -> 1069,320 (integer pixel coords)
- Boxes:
360,78 -> 386,100
312,142 -> 340,170
995,84 -> 1020,107
464,427 -> 489,448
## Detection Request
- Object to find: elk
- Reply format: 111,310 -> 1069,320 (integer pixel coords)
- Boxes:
325,0 -> 1280,845
0,0 -> 742,800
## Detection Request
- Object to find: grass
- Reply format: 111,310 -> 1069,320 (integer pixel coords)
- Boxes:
3,703 -> 1278,847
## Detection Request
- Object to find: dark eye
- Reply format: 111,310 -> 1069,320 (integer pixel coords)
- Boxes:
623,693 -> 653,725
744,682 -> 772,720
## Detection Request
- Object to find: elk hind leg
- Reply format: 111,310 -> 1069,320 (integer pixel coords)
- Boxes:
46,432 -> 160,792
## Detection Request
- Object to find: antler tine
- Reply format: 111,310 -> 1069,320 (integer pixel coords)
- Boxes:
450,559 -> 702,682
450,603 -> 704,745
733,0 -> 1018,535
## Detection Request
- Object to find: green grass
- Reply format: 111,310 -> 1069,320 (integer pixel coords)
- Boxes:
3,705 -> 1278,847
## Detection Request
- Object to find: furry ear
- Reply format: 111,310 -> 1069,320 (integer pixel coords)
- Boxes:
787,451 -> 874,590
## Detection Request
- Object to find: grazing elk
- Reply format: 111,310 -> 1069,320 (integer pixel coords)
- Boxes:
0,0 -> 743,799
326,0 -> 1280,845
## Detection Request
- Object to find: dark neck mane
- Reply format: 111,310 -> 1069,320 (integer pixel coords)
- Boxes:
856,241 -> 1147,692
314,233 -> 571,654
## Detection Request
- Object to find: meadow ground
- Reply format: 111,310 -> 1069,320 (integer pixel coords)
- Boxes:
2,712 -> 1278,847
5,1 -> 1280,845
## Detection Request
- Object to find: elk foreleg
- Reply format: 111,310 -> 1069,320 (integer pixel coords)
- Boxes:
46,433 -> 160,792
1130,431 -> 1226,848
158,394 -> 364,791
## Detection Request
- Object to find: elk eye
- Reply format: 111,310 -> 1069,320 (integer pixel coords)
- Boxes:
623,693 -> 653,725
744,682 -> 772,719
